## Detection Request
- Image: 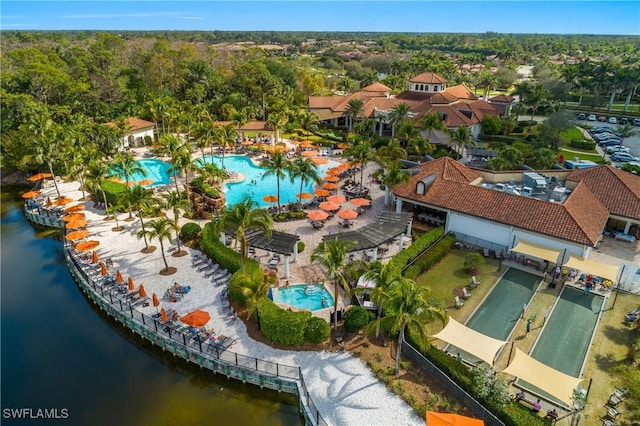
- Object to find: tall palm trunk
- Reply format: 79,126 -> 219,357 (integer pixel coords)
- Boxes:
173,209 -> 182,253
101,188 -> 109,211
173,173 -> 181,195
333,278 -> 339,335
276,178 -> 281,213
139,211 -> 149,249
395,323 -> 406,375
48,162 -> 61,198
159,238 -> 168,269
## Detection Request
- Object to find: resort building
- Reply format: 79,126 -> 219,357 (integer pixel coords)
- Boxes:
393,158 -> 640,258
308,72 -> 504,140
104,117 -> 156,148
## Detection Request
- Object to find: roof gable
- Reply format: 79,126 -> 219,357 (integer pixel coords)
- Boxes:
104,117 -> 155,132
362,82 -> 391,93
489,94 -> 515,103
445,84 -> 478,100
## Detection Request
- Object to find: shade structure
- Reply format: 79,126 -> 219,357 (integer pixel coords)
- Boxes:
319,201 -> 340,211
322,183 -> 338,190
138,179 -> 155,186
115,270 -> 124,284
501,348 -> 583,406
75,240 -> 100,252
350,197 -> 371,207
511,240 -> 562,264
54,196 -> 73,206
426,411 -> 484,426
46,197 -> 53,206
65,204 -> 85,213
138,284 -> 147,298
262,195 -> 279,203
431,317 -> 507,366
160,307 -> 168,323
65,219 -> 88,229
563,254 -> 621,282
22,190 -> 42,199
181,310 -> 211,327
152,293 -> 160,307
338,209 -> 359,220
63,213 -> 85,222
127,277 -> 135,292
100,262 -> 108,276
27,172 -> 53,181
91,251 -> 99,264
301,150 -> 319,157
307,210 -> 329,221
296,192 -> 313,199
66,229 -> 90,241
327,195 -> 346,204
311,158 -> 328,165
314,189 -> 330,197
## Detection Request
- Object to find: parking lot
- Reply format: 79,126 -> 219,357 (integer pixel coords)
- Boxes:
575,119 -> 640,163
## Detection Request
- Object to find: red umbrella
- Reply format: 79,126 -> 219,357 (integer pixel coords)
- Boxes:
307,210 -> 329,221
338,209 -> 359,220
350,197 -> 370,206
181,310 -> 211,327
327,195 -> 346,204
319,201 -> 340,211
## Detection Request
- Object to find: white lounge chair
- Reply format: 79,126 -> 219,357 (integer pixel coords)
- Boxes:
469,276 -> 480,289
454,296 -> 464,308
462,287 -> 472,299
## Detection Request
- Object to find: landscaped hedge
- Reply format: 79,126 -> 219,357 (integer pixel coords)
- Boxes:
387,226 -> 445,276
200,222 -> 260,274
101,180 -> 127,206
258,298 -> 311,346
180,222 -> 201,241
190,175 -> 221,198
404,233 -> 456,280
304,317 -> 331,343
569,139 -> 596,150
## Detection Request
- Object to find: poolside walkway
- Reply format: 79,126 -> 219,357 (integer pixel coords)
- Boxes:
33,171 -> 423,426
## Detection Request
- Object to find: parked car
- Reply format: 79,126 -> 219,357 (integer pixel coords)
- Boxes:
611,152 -> 640,162
577,113 -> 586,120
620,117 -> 629,125
591,127 -> 612,134
598,116 -> 607,122
600,139 -> 623,147
587,114 -> 597,121
606,145 -> 630,154
633,118 -> 640,126
608,117 -> 618,124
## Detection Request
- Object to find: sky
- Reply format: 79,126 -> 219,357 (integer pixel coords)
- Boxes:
1,1 -> 639,35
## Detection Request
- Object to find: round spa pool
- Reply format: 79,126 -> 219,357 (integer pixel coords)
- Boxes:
275,284 -> 334,311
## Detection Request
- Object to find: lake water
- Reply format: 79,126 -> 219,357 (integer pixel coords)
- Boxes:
0,187 -> 302,425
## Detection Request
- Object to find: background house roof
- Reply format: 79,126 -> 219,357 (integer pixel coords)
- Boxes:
104,117 -> 155,132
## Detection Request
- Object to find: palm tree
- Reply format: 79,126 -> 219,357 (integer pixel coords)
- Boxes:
260,150 -> 291,213
105,201 -> 125,231
156,134 -> 189,194
299,110 -> 319,138
386,103 -> 412,137
381,161 -> 411,207
266,112 -> 288,144
419,111 -> 446,142
126,184 -> 156,252
370,279 -> 446,374
524,84 -> 548,125
162,190 -> 189,256
232,266 -> 272,321
311,238 -> 356,335
477,71 -> 497,101
22,118 -> 62,198
289,157 -> 322,208
362,263 -> 407,339
139,217 -> 176,273
194,159 -> 227,187
448,126 -> 473,158
500,146 -> 524,170
193,119 -> 217,162
109,152 -> 146,219
530,148 -> 558,170
344,139 -> 373,187
219,199 -> 273,271
343,99 -> 365,132
114,117 -> 131,151
377,138 -> 407,163
84,160 -> 112,212
214,123 -> 238,170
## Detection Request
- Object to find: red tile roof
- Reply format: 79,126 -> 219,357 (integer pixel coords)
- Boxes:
409,72 -> 448,84
566,165 -> 640,220
104,117 -> 155,132
429,91 -> 459,104
445,84 -> 478,100
362,82 -> 392,93
489,94 -> 515,103
393,158 -> 608,246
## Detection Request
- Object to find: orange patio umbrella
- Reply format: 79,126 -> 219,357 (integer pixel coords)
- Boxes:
307,210 -> 329,221
46,197 -> 53,207
152,293 -> 160,308
319,201 -> 340,211
181,310 -> 211,327
27,172 -> 53,182
100,262 -> 108,276
301,150 -> 319,157
263,195 -> 279,203
160,307 -> 168,323
425,411 -> 484,426
138,284 -> 147,298
115,270 -> 124,284
337,143 -> 350,149
110,177 -> 125,184
65,204 -> 85,213
325,169 -> 341,175
138,179 -> 155,186
66,229 -> 90,241
324,175 -> 340,182
91,250 -> 99,264
350,197 -> 371,206
63,213 -> 85,222
336,163 -> 350,171
241,140 -> 253,146
314,189 -> 330,197
296,192 -> 313,200
22,190 -> 42,199
327,195 -> 346,204
311,158 -> 328,165
65,219 -> 88,229
322,183 -> 338,190
299,141 -> 314,148
127,277 -> 135,292
76,240 -> 100,252
54,196 -> 73,206
338,209 -> 359,220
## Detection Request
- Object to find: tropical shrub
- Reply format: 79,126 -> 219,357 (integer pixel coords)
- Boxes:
343,306 -> 372,332
297,241 -> 305,254
463,252 -> 485,274
304,317 -> 330,343
102,180 -> 127,206
388,227 -> 445,275
200,222 -> 259,273
569,139 -> 596,150
189,175 -> 221,198
258,299 -> 311,346
179,222 -> 201,241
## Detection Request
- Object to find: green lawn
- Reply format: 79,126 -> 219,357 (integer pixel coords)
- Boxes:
559,148 -> 604,162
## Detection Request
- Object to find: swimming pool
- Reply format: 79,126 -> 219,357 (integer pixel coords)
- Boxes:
196,155 -> 338,208
115,158 -> 174,187
275,285 -> 334,311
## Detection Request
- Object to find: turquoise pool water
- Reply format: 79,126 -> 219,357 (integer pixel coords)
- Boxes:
196,155 -> 338,208
275,285 -> 334,311
115,158 -> 174,186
